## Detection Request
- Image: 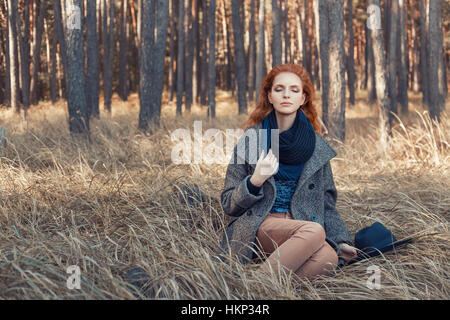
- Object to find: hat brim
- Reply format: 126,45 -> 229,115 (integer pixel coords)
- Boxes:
344,237 -> 413,266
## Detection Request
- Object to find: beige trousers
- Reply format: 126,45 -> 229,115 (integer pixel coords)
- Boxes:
256,212 -> 338,278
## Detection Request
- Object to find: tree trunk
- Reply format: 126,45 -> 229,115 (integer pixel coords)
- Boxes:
326,0 -> 346,142
255,0 -> 265,97
369,0 -> 391,151
388,0 -> 398,117
138,0 -> 169,131
200,0 -> 208,106
208,0 -> 216,118
225,1 -> 236,96
313,0 -> 329,126
64,0 -> 89,134
118,0 -> 129,101
419,0 -> 429,107
410,0 -> 420,93
366,24 -> 377,105
86,0 -> 100,118
295,0 -> 304,64
29,0 -> 45,105
176,0 -> 185,115
300,0 -> 309,74
50,18 -> 58,103
169,0 -> 177,102
192,0 -> 199,101
346,0 -> 355,106
283,0 -> 290,64
7,0 -> 19,113
398,0 -> 408,114
185,0 -> 194,111
103,0 -> 114,113
247,0 -> 256,101
231,0 -> 248,114
220,0 -> 232,92
16,0 -> 30,114
271,0 -> 282,67
427,0 -> 444,122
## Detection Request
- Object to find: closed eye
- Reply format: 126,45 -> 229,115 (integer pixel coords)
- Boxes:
275,89 -> 300,92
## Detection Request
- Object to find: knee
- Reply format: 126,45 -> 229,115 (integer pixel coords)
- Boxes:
320,243 -> 339,270
306,222 -> 326,244
326,245 -> 339,266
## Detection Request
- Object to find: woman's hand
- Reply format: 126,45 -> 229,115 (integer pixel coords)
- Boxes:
250,149 -> 279,187
338,243 -> 358,261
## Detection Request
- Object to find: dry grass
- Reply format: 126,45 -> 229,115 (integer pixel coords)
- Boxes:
0,90 -> 448,300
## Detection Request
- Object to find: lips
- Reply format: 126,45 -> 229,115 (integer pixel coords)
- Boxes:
281,102 -> 292,106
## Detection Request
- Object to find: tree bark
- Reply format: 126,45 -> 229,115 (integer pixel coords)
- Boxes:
138,0 -> 169,131
366,24 -> 377,105
200,0 -> 208,106
369,0 -> 392,150
398,0 -> 408,114
64,0 -> 89,134
247,0 -> 256,101
208,0 -> 216,118
29,0 -> 45,105
388,0 -> 398,117
7,0 -> 19,113
176,0 -> 185,115
295,0 -> 304,65
102,0 -> 114,113
86,0 -> 100,118
255,0 -> 265,97
185,0 -> 194,111
271,0 -> 282,67
346,0 -> 355,106
118,0 -> 129,101
231,0 -> 248,114
16,0 -> 30,114
313,0 -> 329,125
50,18 -> 58,103
419,0 -> 429,107
410,0 -> 420,93
426,0 -> 444,122
326,0 -> 346,142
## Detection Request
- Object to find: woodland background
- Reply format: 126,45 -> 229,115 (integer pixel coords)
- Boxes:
0,0 -> 448,300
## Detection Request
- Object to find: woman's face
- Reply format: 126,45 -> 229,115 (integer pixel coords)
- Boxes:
268,72 -> 306,116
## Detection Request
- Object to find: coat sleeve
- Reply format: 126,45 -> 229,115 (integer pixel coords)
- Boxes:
220,151 -> 264,217
322,161 -> 353,246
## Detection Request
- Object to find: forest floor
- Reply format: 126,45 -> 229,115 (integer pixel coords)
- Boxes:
0,90 -> 448,299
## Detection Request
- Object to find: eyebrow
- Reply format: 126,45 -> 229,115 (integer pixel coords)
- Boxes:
273,84 -> 301,88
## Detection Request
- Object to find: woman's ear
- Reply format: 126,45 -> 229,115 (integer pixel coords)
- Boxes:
267,92 -> 272,104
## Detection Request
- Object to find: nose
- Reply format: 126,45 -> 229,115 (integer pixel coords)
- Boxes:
283,89 -> 290,98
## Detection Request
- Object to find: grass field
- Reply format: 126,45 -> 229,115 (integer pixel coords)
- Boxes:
0,90 -> 448,299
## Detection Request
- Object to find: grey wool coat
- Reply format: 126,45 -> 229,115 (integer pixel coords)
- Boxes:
219,122 -> 353,265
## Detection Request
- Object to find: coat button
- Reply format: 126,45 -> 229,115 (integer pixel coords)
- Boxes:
311,216 -> 317,222
247,210 -> 252,216
309,183 -> 315,190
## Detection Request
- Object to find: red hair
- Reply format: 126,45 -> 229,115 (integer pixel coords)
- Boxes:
243,64 -> 322,135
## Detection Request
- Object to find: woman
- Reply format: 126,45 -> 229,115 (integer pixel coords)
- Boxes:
219,64 -> 357,278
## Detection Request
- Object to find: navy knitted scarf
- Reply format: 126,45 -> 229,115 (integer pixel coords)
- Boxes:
262,109 -> 316,181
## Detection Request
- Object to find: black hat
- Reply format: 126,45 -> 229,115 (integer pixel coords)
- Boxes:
340,222 -> 413,266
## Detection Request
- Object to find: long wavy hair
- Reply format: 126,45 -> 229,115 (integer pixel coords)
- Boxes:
243,64 -> 322,135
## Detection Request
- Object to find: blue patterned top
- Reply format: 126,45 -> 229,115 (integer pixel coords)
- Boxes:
247,176 -> 298,213
270,179 -> 297,213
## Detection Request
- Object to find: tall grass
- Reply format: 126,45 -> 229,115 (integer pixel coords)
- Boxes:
0,91 -> 448,299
